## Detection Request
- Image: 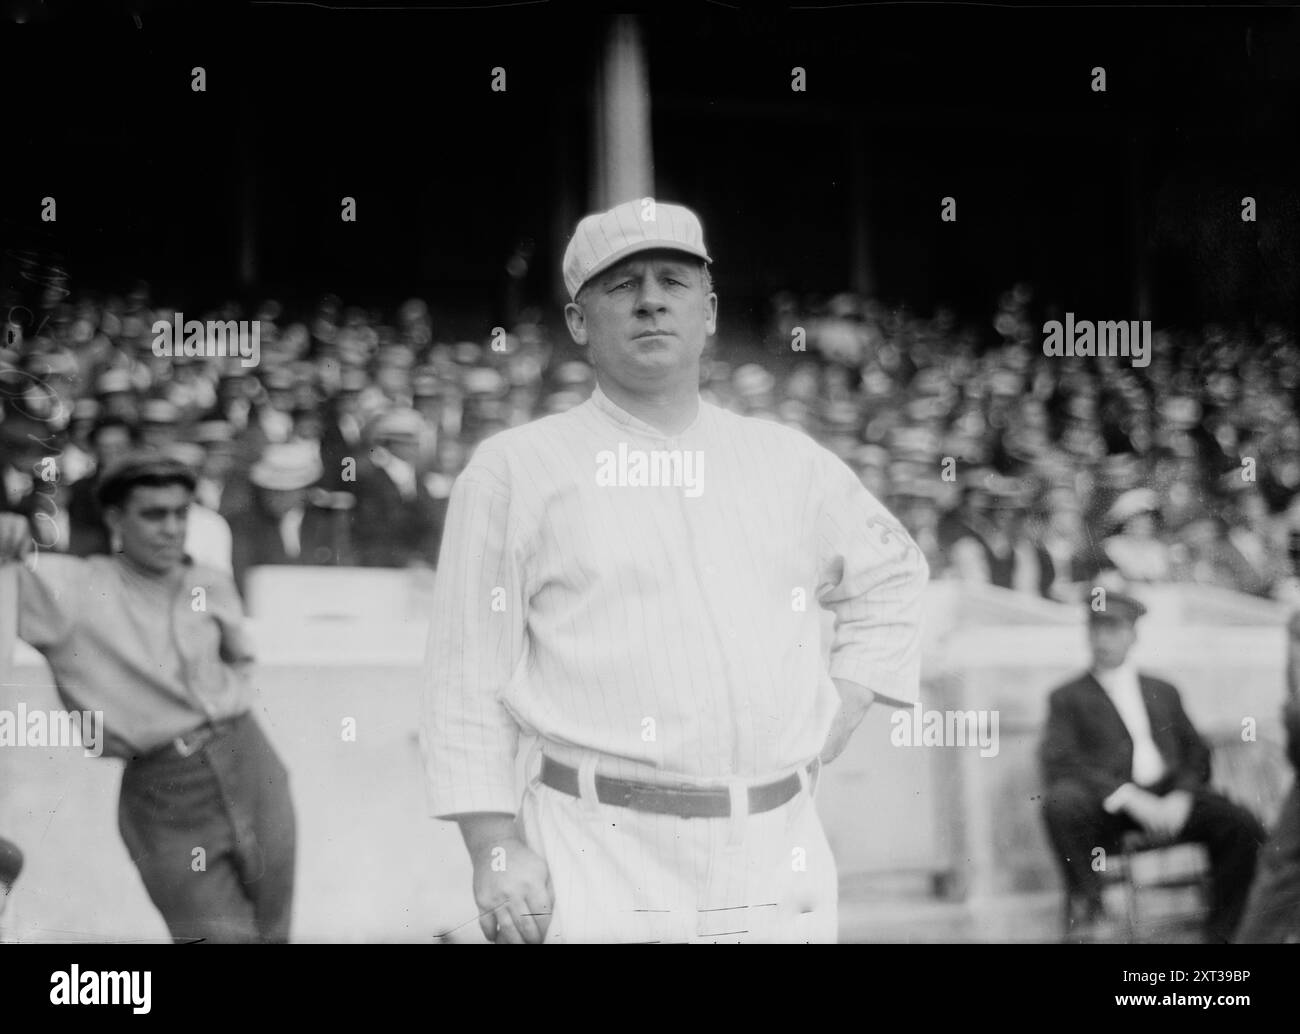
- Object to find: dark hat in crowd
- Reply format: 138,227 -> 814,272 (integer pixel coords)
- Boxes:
1086,588 -> 1148,625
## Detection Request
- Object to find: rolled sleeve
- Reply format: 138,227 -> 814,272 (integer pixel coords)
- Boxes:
815,456 -> 929,707
421,460 -> 527,819
16,553 -> 83,649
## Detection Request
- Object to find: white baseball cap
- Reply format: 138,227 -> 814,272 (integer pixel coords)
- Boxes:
562,199 -> 712,300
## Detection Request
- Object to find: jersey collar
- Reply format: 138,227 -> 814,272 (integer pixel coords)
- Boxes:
588,382 -> 708,442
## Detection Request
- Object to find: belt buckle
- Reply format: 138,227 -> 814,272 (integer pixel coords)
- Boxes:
173,728 -> 206,758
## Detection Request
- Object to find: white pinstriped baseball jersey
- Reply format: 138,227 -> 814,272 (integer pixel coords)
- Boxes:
422,383 -> 929,818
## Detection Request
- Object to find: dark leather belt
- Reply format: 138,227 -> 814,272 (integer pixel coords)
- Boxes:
539,756 -> 817,819
156,714 -> 244,760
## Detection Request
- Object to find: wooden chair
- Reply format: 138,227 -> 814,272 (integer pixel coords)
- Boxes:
1067,730 -> 1290,942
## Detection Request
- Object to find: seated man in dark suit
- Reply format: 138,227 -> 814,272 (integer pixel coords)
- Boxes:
1039,590 -> 1266,942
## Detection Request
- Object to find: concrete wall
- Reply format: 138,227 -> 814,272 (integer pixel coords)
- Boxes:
2,569 -> 1293,941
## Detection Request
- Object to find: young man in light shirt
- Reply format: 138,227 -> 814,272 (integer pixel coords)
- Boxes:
0,452 -> 295,942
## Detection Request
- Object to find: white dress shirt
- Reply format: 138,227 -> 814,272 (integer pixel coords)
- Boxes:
184,503 -> 234,573
278,507 -> 304,559
1094,661 -> 1167,786
422,384 -> 930,818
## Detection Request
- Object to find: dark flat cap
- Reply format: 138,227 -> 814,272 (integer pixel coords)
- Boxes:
97,451 -> 197,510
1087,588 -> 1148,624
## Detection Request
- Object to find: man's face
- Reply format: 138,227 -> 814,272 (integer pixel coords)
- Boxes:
1088,619 -> 1138,671
564,252 -> 717,396
203,442 -> 236,480
105,484 -> 191,573
294,411 -> 324,442
93,426 -> 132,471
377,366 -> 409,398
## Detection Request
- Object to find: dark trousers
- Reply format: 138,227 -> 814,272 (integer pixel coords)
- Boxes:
117,712 -> 296,943
1042,780 -> 1265,942
1236,780 -> 1300,943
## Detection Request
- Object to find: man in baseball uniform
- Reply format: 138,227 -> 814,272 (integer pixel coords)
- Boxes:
423,199 -> 929,943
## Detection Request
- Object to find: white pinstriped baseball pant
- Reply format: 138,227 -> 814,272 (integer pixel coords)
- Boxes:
518,754 -> 838,944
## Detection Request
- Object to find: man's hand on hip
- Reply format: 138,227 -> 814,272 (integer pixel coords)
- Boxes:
820,679 -> 876,765
457,813 -> 553,944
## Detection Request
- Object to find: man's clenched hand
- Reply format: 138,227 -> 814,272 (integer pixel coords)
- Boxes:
457,813 -> 553,944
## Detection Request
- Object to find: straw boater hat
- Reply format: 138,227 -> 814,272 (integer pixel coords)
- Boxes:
249,441 -> 323,491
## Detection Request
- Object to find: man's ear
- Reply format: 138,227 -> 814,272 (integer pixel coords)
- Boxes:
563,301 -> 588,347
704,291 -> 718,338
102,505 -> 123,551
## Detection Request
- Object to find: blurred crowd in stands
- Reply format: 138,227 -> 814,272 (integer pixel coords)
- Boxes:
3,280 -> 1300,606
